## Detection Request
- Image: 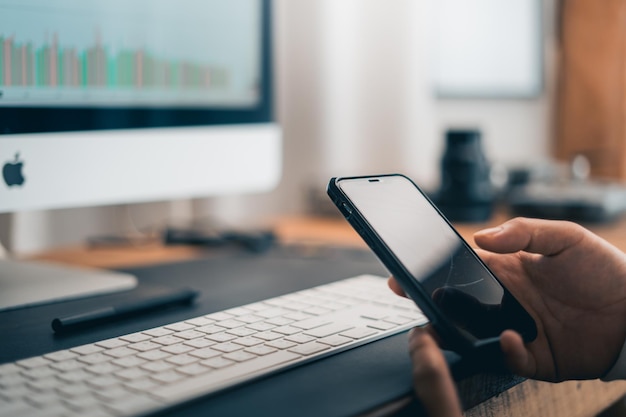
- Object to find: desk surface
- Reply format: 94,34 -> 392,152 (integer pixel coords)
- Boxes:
27,215 -> 626,416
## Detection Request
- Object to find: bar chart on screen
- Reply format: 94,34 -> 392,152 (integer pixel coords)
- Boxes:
0,0 -> 261,107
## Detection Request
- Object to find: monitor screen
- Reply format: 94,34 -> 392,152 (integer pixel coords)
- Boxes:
0,0 -> 281,212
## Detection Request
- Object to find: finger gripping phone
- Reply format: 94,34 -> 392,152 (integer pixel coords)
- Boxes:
327,174 -> 537,359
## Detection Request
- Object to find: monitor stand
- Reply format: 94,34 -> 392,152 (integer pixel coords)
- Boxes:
0,259 -> 137,312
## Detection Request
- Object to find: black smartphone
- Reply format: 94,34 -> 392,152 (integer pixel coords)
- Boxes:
327,174 -> 537,357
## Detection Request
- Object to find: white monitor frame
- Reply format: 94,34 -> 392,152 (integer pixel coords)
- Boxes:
0,123 -> 282,213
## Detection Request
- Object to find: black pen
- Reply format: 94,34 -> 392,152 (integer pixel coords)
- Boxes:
51,288 -> 199,333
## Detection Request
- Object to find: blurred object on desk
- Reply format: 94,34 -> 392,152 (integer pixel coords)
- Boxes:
434,129 -> 495,222
505,156 -> 626,223
508,181 -> 626,223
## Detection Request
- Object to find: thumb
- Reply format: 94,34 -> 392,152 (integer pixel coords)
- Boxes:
474,217 -> 586,256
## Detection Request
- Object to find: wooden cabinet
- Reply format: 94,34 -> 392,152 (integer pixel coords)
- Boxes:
555,0 -> 626,179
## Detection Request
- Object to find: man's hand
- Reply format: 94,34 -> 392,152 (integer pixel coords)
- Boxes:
390,217 -> 626,382
474,217 -> 626,381
409,327 -> 463,417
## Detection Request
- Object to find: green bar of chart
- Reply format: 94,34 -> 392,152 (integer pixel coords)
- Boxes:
0,34 -> 218,90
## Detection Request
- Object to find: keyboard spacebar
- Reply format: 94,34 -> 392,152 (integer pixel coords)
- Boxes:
152,351 -> 302,402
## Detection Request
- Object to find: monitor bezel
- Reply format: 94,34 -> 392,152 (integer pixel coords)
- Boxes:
0,0 -> 274,135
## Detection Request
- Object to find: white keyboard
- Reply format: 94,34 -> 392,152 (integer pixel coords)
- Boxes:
0,274 -> 427,417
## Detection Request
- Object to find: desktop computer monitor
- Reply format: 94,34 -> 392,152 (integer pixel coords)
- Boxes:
0,0 -> 281,311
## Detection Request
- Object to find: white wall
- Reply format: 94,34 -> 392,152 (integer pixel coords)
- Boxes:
2,0 -> 557,255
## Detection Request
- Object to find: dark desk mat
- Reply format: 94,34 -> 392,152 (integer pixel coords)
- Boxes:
1,246 -> 441,416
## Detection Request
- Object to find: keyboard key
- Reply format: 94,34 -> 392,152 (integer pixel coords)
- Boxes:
318,334 -> 352,347
78,353 -> 111,365
87,376 -> 119,389
211,342 -> 243,353
195,325 -> 225,335
215,319 -> 246,329
184,338 -> 216,349
244,345 -> 277,356
137,350 -> 170,361
103,347 -> 137,358
124,378 -> 159,392
161,343 -> 194,355
254,331 -> 283,341
201,357 -> 235,369
176,363 -> 211,376
165,354 -> 198,366
367,321 -> 397,331
303,323 -> 354,338
63,393 -> 102,410
70,344 -> 104,356
290,317 -> 330,330
222,351 -> 257,362
152,335 -> 184,346
288,342 -> 330,356
164,322 -> 196,332
235,314 -> 265,324
96,338 -> 130,349
226,327 -> 257,337
115,367 -> 150,381
85,362 -> 122,375
104,393 -> 163,415
20,365 -> 56,380
142,328 -> 174,338
111,356 -> 147,368
95,386 -> 131,401
264,317 -> 294,326
205,332 -> 237,343
232,336 -> 264,347
127,341 -> 162,352
266,339 -> 297,350
282,311 -> 313,322
246,322 -> 275,332
184,317 -> 215,327
140,361 -> 175,373
152,351 -> 301,402
272,326 -> 302,335
204,312 -> 234,321
16,357 -> 52,369
224,307 -> 253,316
151,370 -> 184,384
172,330 -> 205,340
340,327 -> 378,340
57,370 -> 92,384
284,333 -> 316,344
188,348 -> 222,360
43,350 -> 79,363
119,333 -> 152,343
50,359 -> 85,372
56,383 -> 91,398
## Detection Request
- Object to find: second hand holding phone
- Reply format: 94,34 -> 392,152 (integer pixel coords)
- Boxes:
327,174 -> 537,368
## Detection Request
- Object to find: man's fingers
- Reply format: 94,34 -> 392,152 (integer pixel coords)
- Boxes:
409,327 -> 463,417
387,276 -> 406,297
500,330 -> 537,378
474,217 -> 586,256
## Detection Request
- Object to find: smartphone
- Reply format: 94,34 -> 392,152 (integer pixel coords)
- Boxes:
327,174 -> 537,357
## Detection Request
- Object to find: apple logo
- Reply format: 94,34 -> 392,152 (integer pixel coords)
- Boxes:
2,153 -> 25,187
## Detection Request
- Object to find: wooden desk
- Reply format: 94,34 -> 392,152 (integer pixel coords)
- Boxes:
32,215 -> 626,417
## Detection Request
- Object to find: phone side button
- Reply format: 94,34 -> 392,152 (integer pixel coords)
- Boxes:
339,203 -> 353,217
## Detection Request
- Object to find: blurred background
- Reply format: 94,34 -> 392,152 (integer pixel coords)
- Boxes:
3,0 -> 621,255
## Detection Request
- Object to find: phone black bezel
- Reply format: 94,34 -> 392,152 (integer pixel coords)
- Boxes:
327,173 -> 537,357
